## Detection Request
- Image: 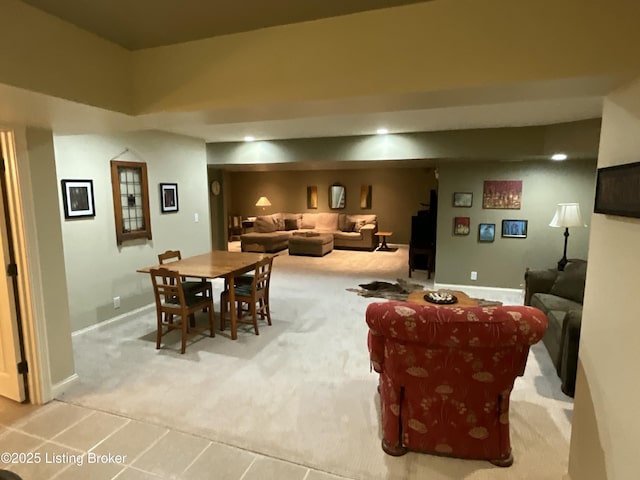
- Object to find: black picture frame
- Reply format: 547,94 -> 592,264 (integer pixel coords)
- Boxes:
160,183 -> 179,213
501,219 -> 528,238
61,179 -> 95,219
478,223 -> 495,242
594,161 -> 640,219
453,192 -> 473,207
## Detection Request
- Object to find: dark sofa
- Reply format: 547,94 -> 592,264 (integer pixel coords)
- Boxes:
524,259 -> 587,397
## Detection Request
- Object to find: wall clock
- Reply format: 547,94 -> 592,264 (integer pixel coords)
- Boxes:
210,180 -> 221,196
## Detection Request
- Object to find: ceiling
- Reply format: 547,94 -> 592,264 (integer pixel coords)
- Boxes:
6,1 -> 607,145
21,0 -> 431,50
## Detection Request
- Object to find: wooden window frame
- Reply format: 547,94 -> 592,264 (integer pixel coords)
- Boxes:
110,160 -> 152,245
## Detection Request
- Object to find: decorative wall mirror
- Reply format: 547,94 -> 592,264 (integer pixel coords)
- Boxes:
110,160 -> 152,245
329,184 -> 346,209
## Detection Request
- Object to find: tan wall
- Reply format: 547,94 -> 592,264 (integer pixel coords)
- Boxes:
227,167 -> 438,244
568,77 -> 640,479
132,0 -> 640,115
53,131 -> 211,331
436,160 -> 596,288
0,0 -> 131,113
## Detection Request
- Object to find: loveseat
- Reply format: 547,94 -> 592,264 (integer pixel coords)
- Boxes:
524,259 -> 587,397
240,212 -> 378,253
366,301 -> 547,466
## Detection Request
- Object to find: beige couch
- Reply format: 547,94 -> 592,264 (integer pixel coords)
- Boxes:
240,212 -> 378,253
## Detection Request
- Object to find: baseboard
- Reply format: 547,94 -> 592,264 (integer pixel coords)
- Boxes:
51,373 -> 79,399
72,303 -> 155,337
434,283 -> 524,305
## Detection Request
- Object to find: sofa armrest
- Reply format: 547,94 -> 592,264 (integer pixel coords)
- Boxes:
367,330 -> 385,373
560,310 -> 582,397
524,268 -> 558,305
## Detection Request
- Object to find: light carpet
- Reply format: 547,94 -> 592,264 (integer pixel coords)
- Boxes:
59,245 -> 573,480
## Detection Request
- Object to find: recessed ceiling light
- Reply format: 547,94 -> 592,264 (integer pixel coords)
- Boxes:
551,153 -> 568,161
244,136 -> 255,142
376,128 -> 389,135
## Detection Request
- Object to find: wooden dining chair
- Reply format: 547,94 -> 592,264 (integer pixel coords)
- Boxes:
220,256 -> 274,335
158,250 -> 209,294
150,267 -> 215,354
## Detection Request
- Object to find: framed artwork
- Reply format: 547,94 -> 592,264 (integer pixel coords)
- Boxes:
61,179 -> 95,219
483,180 -> 522,209
160,183 -> 179,213
307,186 -> 318,209
594,161 -> 640,218
501,219 -> 528,238
360,185 -> 372,209
453,192 -> 473,207
453,216 -> 470,235
478,223 -> 495,242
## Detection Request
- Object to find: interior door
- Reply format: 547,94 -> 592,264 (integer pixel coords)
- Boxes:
0,157 -> 26,402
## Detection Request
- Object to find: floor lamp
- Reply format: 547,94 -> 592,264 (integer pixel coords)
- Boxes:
549,203 -> 586,271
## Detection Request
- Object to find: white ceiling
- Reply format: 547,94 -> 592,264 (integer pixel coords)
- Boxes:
4,1 -> 609,144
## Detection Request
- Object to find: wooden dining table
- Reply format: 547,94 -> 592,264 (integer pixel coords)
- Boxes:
137,251 -> 273,340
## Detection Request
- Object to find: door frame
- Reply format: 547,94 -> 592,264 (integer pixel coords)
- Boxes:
1,129 -> 51,404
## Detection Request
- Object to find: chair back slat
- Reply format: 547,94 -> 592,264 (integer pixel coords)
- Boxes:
158,250 -> 181,264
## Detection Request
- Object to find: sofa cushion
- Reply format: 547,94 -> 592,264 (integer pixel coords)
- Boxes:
254,215 -> 279,233
550,261 -> 587,303
301,213 -> 317,229
282,213 -> 302,229
342,221 -> 356,232
531,293 -> 583,315
315,213 -> 339,231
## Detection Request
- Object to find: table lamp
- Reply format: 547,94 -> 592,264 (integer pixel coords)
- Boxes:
255,196 -> 271,213
549,203 -> 586,271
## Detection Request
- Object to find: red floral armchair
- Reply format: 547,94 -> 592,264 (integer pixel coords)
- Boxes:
366,301 -> 547,466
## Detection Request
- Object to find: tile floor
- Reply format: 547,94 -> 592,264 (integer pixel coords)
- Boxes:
0,399 -> 353,480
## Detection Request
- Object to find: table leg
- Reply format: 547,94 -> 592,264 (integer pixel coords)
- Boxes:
227,274 -> 238,340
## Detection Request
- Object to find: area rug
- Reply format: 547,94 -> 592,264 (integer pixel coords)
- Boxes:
347,279 -> 503,306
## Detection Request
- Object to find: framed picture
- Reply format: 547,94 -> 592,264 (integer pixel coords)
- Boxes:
160,183 -> 179,213
453,217 -> 470,235
307,186 -> 318,209
501,219 -> 528,238
61,179 -> 95,219
360,185 -> 372,209
478,223 -> 495,242
483,180 -> 522,209
594,161 -> 640,218
453,192 -> 473,207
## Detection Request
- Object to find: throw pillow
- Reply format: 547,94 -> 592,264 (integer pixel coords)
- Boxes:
550,261 -> 587,303
254,215 -> 277,233
342,221 -> 356,232
284,218 -> 298,231
354,219 -> 367,232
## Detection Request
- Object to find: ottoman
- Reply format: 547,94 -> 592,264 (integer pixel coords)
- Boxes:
288,233 -> 334,257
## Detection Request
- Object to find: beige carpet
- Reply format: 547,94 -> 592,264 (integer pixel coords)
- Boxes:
60,245 -> 573,479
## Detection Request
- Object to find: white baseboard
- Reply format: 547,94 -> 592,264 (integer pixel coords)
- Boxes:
434,283 -> 524,305
72,303 -> 155,337
51,373 -> 79,399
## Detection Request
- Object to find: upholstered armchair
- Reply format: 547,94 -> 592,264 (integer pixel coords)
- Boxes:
366,301 -> 547,466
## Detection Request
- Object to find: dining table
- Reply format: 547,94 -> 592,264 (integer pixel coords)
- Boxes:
137,250 -> 273,340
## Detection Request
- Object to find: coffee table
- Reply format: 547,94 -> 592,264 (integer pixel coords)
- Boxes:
407,290 -> 479,307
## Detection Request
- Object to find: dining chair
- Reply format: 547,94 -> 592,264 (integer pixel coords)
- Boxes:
228,214 -> 244,241
158,250 -> 210,295
220,256 -> 274,335
150,267 -> 215,354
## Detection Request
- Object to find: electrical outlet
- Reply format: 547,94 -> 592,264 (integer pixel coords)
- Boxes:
113,296 -> 121,309
470,271 -> 478,281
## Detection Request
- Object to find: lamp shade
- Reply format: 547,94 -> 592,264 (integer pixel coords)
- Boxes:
549,203 -> 586,228
255,196 -> 272,207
